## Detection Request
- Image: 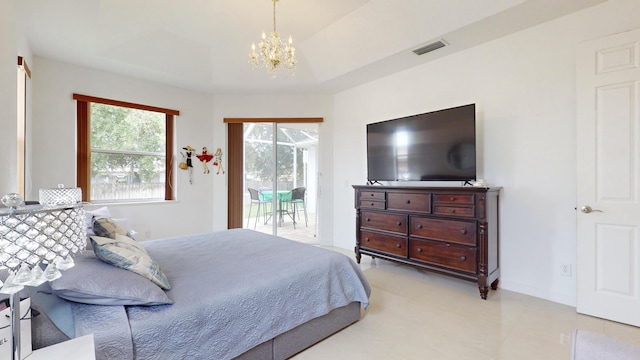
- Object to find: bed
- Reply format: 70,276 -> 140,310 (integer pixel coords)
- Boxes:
29,228 -> 371,360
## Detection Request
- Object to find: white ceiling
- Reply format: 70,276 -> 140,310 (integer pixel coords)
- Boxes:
13,0 -> 606,94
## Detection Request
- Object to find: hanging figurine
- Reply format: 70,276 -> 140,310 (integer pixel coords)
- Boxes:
213,148 -> 225,174
179,152 -> 188,171
182,145 -> 195,184
196,146 -> 214,174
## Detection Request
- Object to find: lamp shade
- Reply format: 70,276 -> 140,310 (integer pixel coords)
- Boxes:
1,192 -> 86,360
39,185 -> 82,205
0,203 -> 86,271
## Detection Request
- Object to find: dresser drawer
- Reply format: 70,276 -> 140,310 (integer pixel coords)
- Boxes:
410,217 -> 476,246
433,205 -> 475,218
360,200 -> 386,210
387,193 -> 431,213
361,211 -> 407,234
409,240 -> 477,273
360,191 -> 385,201
360,230 -> 408,257
433,193 -> 475,204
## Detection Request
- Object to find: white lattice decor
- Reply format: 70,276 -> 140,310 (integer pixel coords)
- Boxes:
0,204 -> 86,271
39,185 -> 82,206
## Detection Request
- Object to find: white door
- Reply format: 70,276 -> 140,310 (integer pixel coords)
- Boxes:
576,28 -> 640,327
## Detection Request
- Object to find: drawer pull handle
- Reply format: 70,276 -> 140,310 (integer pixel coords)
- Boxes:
417,248 -> 423,253
396,221 -> 402,226
365,238 -> 370,242
460,229 -> 467,234
396,244 -> 401,248
371,203 -> 375,206
460,256 -> 466,261
370,193 -> 375,197
450,209 -> 456,213
417,224 -> 423,229
366,218 -> 370,222
405,199 -> 411,204
450,197 -> 455,201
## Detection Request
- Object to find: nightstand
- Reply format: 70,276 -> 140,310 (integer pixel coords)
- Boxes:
28,335 -> 95,360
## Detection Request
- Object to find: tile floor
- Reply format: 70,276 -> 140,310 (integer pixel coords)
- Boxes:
292,249 -> 640,360
247,211 -> 318,245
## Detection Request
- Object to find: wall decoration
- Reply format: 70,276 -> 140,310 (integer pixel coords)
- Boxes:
179,153 -> 188,170
213,148 -> 225,175
181,145 -> 195,184
196,147 -> 214,174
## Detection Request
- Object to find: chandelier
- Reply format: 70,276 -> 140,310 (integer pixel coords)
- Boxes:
249,0 -> 296,77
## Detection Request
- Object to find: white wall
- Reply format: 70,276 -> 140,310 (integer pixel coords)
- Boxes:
27,62 -> 333,242
0,0 -> 32,196
0,0 -> 17,195
211,94 -> 333,244
331,0 -> 640,306
30,57 -> 216,240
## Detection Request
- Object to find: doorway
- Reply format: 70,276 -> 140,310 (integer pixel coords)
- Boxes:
576,27 -> 640,327
225,118 -> 322,244
243,122 -> 318,243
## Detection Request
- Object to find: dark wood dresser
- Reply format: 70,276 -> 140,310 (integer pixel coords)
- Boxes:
353,185 -> 501,299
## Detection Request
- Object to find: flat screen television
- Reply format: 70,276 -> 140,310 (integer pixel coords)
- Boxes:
366,104 -> 476,182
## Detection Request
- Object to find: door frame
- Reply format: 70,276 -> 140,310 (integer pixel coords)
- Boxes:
224,118 -> 323,229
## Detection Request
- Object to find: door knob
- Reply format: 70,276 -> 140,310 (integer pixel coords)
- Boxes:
580,205 -> 603,213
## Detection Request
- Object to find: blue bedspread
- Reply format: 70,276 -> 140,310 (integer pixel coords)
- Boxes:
73,229 -> 370,360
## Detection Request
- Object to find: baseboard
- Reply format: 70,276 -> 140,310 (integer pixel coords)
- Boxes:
499,279 -> 576,307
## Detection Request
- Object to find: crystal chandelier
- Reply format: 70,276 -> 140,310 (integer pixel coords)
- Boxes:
249,0 -> 296,77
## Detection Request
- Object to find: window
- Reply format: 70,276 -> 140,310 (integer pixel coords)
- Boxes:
74,94 -> 178,202
17,56 -> 31,197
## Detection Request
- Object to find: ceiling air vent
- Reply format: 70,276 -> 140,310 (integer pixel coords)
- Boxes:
412,40 -> 447,56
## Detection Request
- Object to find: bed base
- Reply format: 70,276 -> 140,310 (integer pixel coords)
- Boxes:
234,302 -> 362,360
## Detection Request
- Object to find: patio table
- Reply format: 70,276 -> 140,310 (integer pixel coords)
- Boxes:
259,190 -> 293,225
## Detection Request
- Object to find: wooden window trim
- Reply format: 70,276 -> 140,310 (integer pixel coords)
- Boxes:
73,94 -> 179,116
224,117 -> 322,123
17,56 -> 30,197
227,123 -> 244,229
165,114 -> 174,201
76,101 -> 90,201
17,56 -> 31,78
75,95 -> 177,202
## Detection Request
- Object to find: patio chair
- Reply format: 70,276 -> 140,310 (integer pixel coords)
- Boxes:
286,187 -> 308,229
247,188 -> 271,229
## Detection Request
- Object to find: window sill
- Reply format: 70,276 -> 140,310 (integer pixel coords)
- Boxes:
85,199 -> 179,207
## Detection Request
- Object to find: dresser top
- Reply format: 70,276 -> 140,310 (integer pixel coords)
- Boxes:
352,185 -> 502,193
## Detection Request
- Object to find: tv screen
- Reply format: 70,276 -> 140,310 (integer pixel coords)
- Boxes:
366,104 -> 476,182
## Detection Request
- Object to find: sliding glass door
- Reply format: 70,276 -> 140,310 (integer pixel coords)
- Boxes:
243,122 -> 318,243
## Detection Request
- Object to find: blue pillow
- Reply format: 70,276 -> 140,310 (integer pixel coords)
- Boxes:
30,281 -> 75,338
50,252 -> 173,306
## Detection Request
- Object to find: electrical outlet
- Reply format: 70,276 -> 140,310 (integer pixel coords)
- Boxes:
561,263 -> 572,276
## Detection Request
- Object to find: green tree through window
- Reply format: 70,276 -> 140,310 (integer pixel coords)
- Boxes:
90,104 -> 166,201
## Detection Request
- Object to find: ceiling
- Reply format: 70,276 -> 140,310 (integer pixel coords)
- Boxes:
13,0 -> 606,94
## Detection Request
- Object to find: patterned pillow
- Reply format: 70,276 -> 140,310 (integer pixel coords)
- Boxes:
90,234 -> 171,290
85,207 -> 111,236
93,217 -> 134,239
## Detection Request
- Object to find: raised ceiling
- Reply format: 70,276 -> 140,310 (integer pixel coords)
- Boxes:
13,0 -> 606,94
